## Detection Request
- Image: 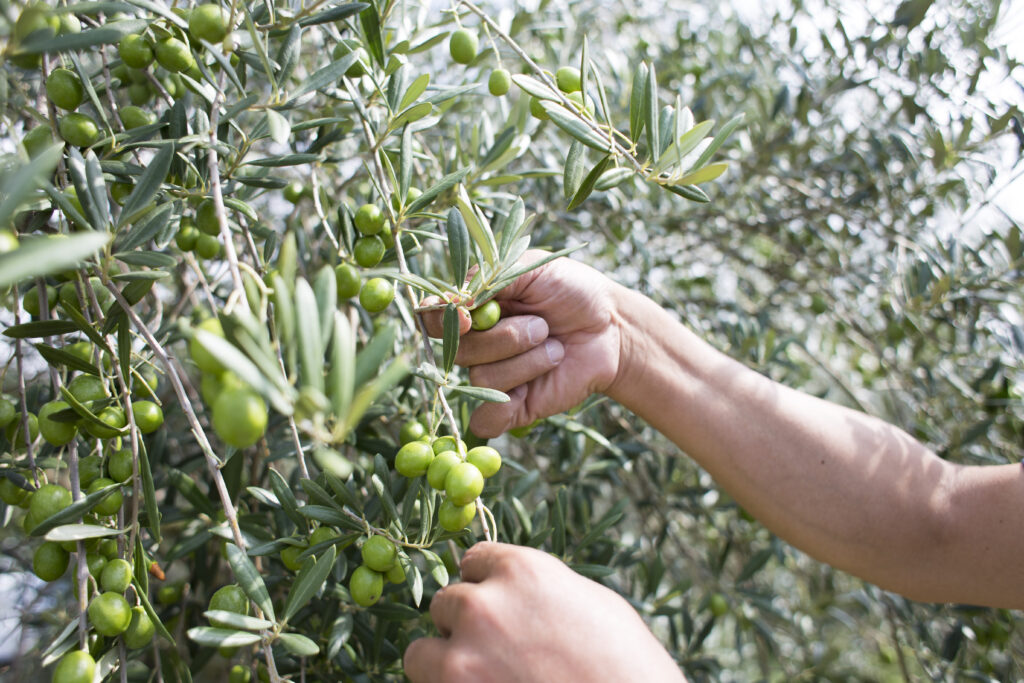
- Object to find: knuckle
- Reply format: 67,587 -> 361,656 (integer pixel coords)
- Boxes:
467,366 -> 491,388
440,650 -> 477,683
455,590 -> 499,630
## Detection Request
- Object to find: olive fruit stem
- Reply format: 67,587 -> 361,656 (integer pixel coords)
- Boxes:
309,167 -> 341,253
11,286 -> 40,486
205,69 -> 249,312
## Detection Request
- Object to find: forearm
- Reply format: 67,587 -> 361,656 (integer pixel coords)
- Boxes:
605,285 -> 1024,607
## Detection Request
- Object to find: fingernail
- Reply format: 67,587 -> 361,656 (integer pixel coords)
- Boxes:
527,317 -> 547,344
545,339 -> 564,365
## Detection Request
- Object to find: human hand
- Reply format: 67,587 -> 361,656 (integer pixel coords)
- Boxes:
423,254 -> 626,438
403,542 -> 685,683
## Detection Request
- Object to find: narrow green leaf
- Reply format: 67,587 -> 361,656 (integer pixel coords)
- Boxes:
388,271 -> 447,298
662,183 -> 710,203
44,524 -> 125,542
83,150 -> 110,229
406,167 -> 470,215
270,272 -> 297,375
4,320 -> 80,338
448,385 -> 509,402
20,21 -> 144,53
33,343 -> 98,375
511,74 -> 556,100
223,197 -> 259,223
328,614 -> 354,658
57,386 -> 127,437
299,505 -> 354,529
391,102 -> 433,129
202,611 -> 274,631
399,125 -> 413,198
552,488 -> 567,556
343,358 -> 409,435
191,327 -> 292,415
689,112 -> 745,172
563,141 -> 585,200
399,73 -> 430,111
299,2 -> 367,26
644,63 -> 659,160
313,265 -> 337,351
42,184 -> 89,234
56,301 -> 109,350
354,322 -> 396,387
593,167 -> 633,192
135,583 -> 176,645
118,144 -> 173,227
66,149 -> 102,230
497,199 -> 527,257
29,483 -> 121,537
0,143 -> 62,230
276,24 -> 302,85
567,155 -> 612,210
371,472 -> 401,526
446,207 -> 470,286
187,627 -> 262,648
359,4 -> 384,65
673,162 -> 729,186
284,546 -> 337,621
266,109 -> 291,145
456,186 -> 496,266
113,251 -> 176,269
226,543 -> 276,623
123,0 -> 189,27
245,153 -> 320,168
278,632 -> 320,657
139,441 -> 161,542
114,202 -> 173,252
328,311 -> 355,424
736,547 -> 774,583
418,548 -> 448,587
650,120 -> 714,176
269,468 -> 305,528
299,479 -> 342,511
166,468 -> 216,516
407,561 -> 424,607
442,304 -> 459,375
290,54 -> 357,101
294,278 -> 324,393
478,127 -> 516,171
542,103 -> 612,153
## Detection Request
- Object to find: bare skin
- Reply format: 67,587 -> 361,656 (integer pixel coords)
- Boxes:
407,253 -> 1024,682
403,542 -> 685,683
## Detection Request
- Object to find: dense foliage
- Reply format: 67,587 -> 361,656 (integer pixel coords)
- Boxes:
0,0 -> 1020,681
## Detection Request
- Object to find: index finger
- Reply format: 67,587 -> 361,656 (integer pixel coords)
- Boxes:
459,541 -> 517,583
403,636 -> 449,683
419,296 -> 471,337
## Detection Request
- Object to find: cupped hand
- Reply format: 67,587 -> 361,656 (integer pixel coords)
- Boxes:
403,542 -> 685,683
423,254 -> 625,438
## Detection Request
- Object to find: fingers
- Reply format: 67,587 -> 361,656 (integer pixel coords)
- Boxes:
468,338 -> 563,392
456,315 -> 549,366
459,541 -> 519,583
420,297 -> 472,337
428,582 -> 477,637
469,385 -> 527,438
403,636 -> 448,683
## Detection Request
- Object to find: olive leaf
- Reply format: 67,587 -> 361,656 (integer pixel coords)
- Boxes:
442,303 -> 460,375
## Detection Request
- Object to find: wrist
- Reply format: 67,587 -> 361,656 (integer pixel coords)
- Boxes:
604,285 -> 666,405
